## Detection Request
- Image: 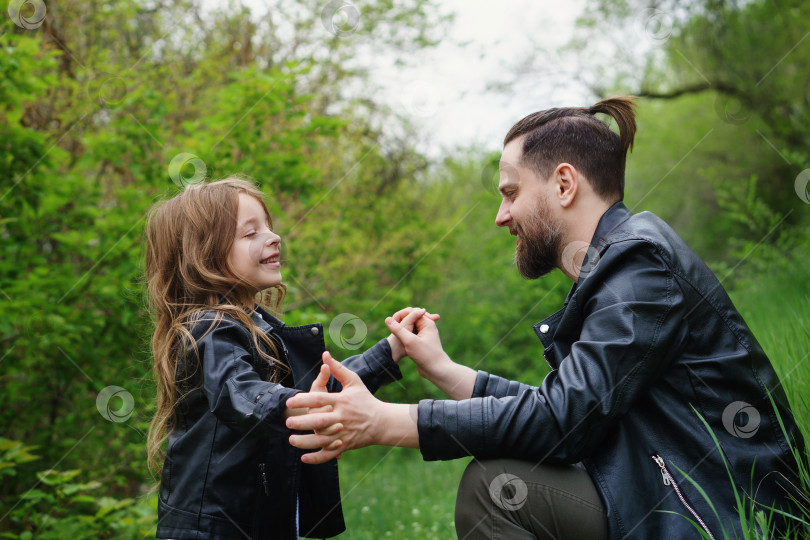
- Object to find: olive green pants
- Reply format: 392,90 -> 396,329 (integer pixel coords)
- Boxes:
455,459 -> 608,540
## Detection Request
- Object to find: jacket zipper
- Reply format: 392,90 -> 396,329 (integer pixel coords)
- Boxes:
652,454 -> 715,540
259,463 -> 270,496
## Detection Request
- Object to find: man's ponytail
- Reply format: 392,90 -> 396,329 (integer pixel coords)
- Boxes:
589,96 -> 637,155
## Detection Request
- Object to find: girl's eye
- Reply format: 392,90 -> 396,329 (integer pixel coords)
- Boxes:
245,232 -> 256,238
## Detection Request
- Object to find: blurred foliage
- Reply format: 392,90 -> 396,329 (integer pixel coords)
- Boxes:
1,0 -> 809,537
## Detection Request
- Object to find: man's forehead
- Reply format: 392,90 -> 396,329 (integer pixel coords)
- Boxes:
499,139 -> 524,182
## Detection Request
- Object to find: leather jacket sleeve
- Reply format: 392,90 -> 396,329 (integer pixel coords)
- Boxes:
417,240 -> 689,463
341,338 -> 402,394
191,314 -> 301,436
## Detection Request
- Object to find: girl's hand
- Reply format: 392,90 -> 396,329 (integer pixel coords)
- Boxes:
286,351 -> 389,463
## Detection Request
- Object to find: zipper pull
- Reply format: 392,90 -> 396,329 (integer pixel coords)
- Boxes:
259,463 -> 270,496
652,455 -> 671,486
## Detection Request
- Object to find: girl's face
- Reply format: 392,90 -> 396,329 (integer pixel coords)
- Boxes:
228,193 -> 282,294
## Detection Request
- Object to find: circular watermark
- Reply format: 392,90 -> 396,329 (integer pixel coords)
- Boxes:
489,473 -> 528,512
96,385 -> 134,423
480,161 -> 501,197
320,0 -> 360,37
722,401 -> 760,439
560,241 -> 600,280
328,313 -> 367,350
637,8 -> 674,42
714,94 -> 751,125
8,0 -> 46,29
794,169 -> 810,204
168,153 -> 207,187
400,80 -> 441,119
86,73 -> 129,107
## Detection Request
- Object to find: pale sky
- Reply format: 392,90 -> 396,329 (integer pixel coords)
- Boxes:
207,0 -> 592,154
371,0 -> 591,154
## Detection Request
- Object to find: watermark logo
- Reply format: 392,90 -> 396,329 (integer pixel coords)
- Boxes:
320,0 -> 360,37
715,94 -> 751,125
400,80 -> 441,119
560,240 -> 600,279
637,8 -> 674,42
168,153 -> 207,187
87,73 -> 129,107
96,385 -> 134,423
794,169 -> 810,204
722,401 -> 760,439
328,313 -> 367,350
8,0 -> 46,29
489,473 -> 528,511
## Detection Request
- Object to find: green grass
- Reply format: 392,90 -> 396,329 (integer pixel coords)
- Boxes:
336,446 -> 469,539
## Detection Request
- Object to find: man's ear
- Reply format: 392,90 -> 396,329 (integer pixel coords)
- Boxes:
554,163 -> 578,208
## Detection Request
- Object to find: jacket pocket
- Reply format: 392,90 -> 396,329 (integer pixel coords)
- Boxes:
651,454 -> 716,539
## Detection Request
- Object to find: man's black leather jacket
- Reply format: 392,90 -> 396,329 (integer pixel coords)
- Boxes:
156,306 -> 403,540
417,202 -> 805,539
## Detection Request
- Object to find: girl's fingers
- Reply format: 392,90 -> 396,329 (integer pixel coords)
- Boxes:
286,392 -> 334,410
315,422 -> 343,436
310,364 -> 331,393
321,351 -> 361,387
286,410 -> 339,431
301,447 -> 343,465
289,432 -> 340,450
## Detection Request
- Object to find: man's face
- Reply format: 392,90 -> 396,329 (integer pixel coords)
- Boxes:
496,139 -> 563,279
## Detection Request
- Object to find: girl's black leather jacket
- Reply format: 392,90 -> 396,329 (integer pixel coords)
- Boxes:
417,202 -> 805,539
156,306 -> 402,539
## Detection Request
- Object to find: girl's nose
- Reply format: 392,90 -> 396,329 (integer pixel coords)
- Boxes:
265,232 -> 280,245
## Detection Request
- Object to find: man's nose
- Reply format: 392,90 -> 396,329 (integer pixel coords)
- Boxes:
495,202 -> 510,227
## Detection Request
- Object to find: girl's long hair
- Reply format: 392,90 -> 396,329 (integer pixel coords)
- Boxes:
144,176 -> 287,480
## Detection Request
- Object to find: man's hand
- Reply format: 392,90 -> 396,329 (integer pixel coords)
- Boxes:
386,308 -> 440,362
386,307 -> 477,400
387,307 -> 449,377
286,351 -> 419,463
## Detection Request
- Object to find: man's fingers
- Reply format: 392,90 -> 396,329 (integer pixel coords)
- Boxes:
392,306 -> 417,322
392,307 -> 440,320
386,309 -> 424,343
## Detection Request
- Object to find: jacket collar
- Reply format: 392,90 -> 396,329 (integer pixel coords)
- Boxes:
251,304 -> 285,333
215,294 -> 284,333
572,200 -> 632,289
588,200 -> 632,255
535,201 -> 633,348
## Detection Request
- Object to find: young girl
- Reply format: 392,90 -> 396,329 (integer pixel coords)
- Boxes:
144,176 -> 407,539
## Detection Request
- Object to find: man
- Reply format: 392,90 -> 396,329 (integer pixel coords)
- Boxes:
285,97 -> 805,539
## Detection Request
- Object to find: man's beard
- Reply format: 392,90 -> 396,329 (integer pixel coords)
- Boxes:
514,200 -> 562,279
